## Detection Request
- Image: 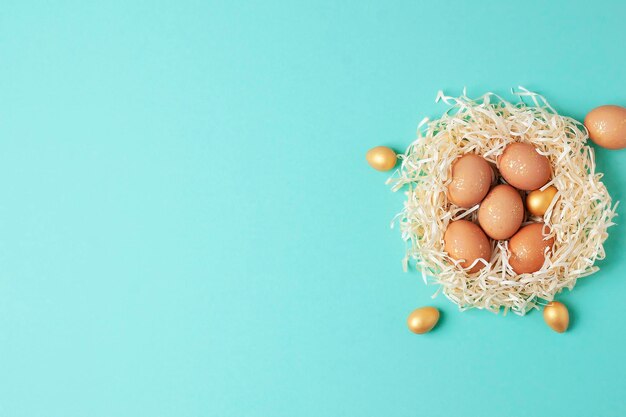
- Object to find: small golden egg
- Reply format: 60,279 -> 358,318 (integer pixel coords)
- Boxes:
543,301 -> 569,333
366,146 -> 397,171
407,306 -> 440,334
526,186 -> 558,217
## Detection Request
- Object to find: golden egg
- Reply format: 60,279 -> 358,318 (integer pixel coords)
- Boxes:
526,186 -> 558,217
407,306 -> 440,334
543,301 -> 569,333
366,146 -> 397,171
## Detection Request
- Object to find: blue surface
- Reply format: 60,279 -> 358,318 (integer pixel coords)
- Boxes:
1,1 -> 625,416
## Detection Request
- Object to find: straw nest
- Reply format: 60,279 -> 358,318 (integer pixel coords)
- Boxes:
390,88 -> 618,315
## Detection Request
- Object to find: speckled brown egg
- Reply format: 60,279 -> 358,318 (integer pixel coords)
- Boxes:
447,154 -> 493,208
584,105 -> 626,150
508,223 -> 555,274
444,220 -> 491,273
478,184 -> 524,240
499,143 -> 551,191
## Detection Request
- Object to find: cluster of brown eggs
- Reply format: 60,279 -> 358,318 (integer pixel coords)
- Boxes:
444,143 -> 556,275
366,102 -> 625,334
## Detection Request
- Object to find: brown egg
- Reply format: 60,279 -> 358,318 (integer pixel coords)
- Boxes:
543,301 -> 569,333
444,220 -> 491,273
508,223 -> 555,274
584,105 -> 626,150
407,307 -> 440,334
366,146 -> 397,171
499,143 -> 551,191
478,185 -> 524,240
526,186 -> 558,217
447,154 -> 493,208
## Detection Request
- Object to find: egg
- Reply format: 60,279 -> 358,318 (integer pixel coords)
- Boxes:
508,223 -> 555,274
447,154 -> 493,208
543,301 -> 569,333
499,143 -> 551,191
526,186 -> 558,217
584,105 -> 626,150
407,307 -> 440,334
478,184 -> 524,240
444,220 -> 491,273
366,146 -> 397,171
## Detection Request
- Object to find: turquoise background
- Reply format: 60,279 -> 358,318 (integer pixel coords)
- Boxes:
1,1 -> 625,416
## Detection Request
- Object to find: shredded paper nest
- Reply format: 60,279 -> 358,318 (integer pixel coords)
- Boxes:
389,87 -> 618,315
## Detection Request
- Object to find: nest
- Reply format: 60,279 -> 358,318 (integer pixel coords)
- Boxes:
389,88 -> 618,315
